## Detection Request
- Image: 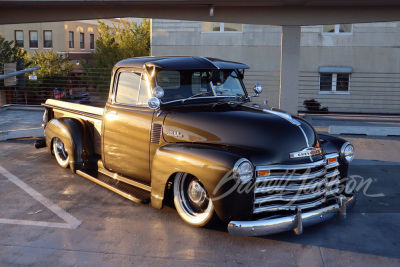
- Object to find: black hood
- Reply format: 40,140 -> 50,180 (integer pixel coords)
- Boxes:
162,104 -> 322,166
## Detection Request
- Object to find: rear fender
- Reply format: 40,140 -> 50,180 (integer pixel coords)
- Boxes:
45,118 -> 94,172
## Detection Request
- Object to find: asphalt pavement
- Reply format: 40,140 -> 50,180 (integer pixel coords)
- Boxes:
0,105 -> 44,141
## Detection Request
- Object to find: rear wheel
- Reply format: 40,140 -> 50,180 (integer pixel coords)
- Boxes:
53,137 -> 69,168
173,172 -> 216,227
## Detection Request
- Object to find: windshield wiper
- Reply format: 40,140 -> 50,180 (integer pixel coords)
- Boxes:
185,91 -> 214,100
160,96 -> 248,109
180,91 -> 215,103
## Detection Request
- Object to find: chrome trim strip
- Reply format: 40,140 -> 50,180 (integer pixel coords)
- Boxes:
262,109 -> 301,126
43,103 -> 103,120
254,189 -> 326,204
325,169 -> 340,179
256,159 -> 326,172
255,179 -> 326,193
326,153 -> 339,159
298,125 -> 310,148
326,178 -> 340,188
161,95 -> 239,105
256,169 -> 327,183
253,198 -> 326,213
262,110 -> 311,162
326,188 -> 340,197
326,161 -> 340,169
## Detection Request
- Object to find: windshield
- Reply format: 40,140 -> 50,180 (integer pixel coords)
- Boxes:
155,69 -> 246,103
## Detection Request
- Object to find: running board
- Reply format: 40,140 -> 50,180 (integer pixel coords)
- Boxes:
97,160 -> 151,192
76,170 -> 150,204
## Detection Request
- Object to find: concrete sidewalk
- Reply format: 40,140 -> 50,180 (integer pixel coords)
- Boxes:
1,105 -> 400,141
301,113 -> 400,136
0,105 -> 44,141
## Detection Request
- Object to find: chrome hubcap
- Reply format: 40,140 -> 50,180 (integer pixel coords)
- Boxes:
188,180 -> 207,206
55,139 -> 68,160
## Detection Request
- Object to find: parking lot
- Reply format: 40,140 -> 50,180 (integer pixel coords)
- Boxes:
0,134 -> 399,266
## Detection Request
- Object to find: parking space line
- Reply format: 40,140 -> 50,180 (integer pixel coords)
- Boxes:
0,164 -> 81,229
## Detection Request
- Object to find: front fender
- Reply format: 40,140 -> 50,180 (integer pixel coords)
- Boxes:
150,144 -> 254,222
319,133 -> 352,187
45,118 -> 93,172
319,133 -> 348,156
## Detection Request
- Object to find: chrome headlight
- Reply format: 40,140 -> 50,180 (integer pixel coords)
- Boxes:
341,142 -> 355,163
233,159 -> 253,183
152,86 -> 164,98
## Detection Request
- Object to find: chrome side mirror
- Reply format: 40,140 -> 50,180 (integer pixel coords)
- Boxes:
249,83 -> 262,98
253,83 -> 262,96
148,97 -> 161,110
152,86 -> 164,98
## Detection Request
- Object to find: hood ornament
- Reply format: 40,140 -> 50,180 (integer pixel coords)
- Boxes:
290,147 -> 322,159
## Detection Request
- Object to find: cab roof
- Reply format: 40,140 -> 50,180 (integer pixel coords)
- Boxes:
114,56 -> 250,71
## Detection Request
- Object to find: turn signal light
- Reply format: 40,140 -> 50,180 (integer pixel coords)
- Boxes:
328,157 -> 337,164
258,170 -> 270,177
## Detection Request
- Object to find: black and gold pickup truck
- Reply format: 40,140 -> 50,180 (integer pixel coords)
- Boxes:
37,56 -> 355,236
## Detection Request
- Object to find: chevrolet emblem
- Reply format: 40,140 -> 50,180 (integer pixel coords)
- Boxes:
290,147 -> 322,159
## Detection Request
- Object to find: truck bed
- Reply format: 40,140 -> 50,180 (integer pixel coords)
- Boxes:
43,99 -> 104,155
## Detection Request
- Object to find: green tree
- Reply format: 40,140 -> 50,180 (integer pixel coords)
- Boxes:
29,49 -> 73,98
92,18 -> 150,70
32,49 -> 72,77
0,33 -> 29,90
82,19 -> 151,95
0,33 -> 28,75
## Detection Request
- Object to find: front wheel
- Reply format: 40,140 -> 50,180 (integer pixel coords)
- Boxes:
173,172 -> 216,227
53,137 -> 70,168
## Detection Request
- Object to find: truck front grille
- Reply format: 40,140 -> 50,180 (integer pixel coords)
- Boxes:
253,153 -> 340,214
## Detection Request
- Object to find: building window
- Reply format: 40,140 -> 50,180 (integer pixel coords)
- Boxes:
319,67 -> 352,94
15,31 -> 24,48
29,31 -> 38,48
44,31 -> 52,48
69,31 -> 74,49
90,34 -> 94,49
322,24 -> 352,34
319,67 -> 351,93
202,22 -> 242,32
80,33 -> 84,49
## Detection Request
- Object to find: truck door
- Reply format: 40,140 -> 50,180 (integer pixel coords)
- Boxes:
102,69 -> 154,184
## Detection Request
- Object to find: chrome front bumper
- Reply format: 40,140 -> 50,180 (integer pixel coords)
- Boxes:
228,194 -> 355,236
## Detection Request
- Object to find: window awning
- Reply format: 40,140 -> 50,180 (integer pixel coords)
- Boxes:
319,67 -> 353,73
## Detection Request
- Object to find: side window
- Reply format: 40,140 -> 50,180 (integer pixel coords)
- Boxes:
115,72 -> 141,105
